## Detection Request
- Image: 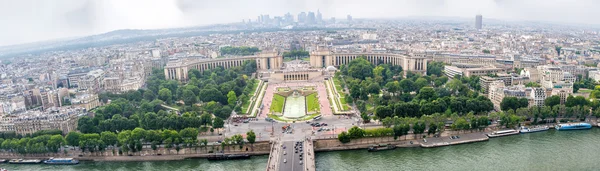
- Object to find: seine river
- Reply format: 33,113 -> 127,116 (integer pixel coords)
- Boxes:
3,128 -> 600,171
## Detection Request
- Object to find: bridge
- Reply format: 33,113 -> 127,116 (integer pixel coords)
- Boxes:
266,138 -> 315,171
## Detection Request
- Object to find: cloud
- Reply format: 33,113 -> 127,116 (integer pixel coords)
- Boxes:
0,0 -> 598,46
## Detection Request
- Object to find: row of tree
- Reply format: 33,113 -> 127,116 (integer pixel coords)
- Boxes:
0,128 -> 257,155
220,46 -> 260,56
282,50 -> 309,58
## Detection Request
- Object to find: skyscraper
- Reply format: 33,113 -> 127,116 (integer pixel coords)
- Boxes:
307,12 -> 316,24
316,10 -> 323,23
298,12 -> 307,23
475,14 -> 482,30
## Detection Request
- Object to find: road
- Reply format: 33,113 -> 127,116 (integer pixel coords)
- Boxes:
278,141 -> 304,171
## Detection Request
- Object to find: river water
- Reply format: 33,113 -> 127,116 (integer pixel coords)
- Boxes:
3,128 -> 600,171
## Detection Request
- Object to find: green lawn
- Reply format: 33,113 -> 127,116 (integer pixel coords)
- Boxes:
333,78 -> 345,95
270,94 -> 285,113
250,84 -> 267,117
241,80 -> 260,114
306,93 -> 320,112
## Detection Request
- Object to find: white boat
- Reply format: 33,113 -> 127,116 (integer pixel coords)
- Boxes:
519,126 -> 549,133
486,129 -> 519,138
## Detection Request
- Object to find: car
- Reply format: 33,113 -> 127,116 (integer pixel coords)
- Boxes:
284,151 -> 287,155
284,159 -> 287,163
423,139 -> 428,143
295,150 -> 298,153
283,146 -> 286,149
306,121 -> 311,124
234,124 -> 238,126
299,161 -> 303,165
299,157 -> 303,160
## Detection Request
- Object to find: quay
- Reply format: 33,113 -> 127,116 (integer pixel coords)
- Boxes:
421,133 -> 489,148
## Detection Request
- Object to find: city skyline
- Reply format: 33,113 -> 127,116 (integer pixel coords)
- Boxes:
1,0 -> 600,47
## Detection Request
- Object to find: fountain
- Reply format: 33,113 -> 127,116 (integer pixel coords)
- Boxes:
282,90 -> 306,118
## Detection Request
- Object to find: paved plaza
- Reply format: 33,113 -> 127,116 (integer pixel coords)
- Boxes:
259,81 -> 333,119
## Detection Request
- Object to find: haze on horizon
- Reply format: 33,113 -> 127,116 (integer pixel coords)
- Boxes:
0,0 -> 598,47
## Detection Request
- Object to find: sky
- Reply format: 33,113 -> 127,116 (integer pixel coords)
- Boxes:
0,0 -> 598,46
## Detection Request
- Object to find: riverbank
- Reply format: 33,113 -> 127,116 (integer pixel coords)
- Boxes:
1,125 -> 594,162
316,128 -> 600,171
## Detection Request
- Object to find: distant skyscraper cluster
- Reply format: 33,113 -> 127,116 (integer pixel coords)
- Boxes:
475,14 -> 482,30
251,10 -> 350,26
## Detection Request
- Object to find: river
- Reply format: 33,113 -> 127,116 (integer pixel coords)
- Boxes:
2,128 -> 600,171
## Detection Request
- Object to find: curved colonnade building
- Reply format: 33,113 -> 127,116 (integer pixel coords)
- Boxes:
164,51 -> 428,81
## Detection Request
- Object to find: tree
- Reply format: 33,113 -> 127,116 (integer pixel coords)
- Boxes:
199,88 -> 227,104
427,123 -> 438,135
427,61 -> 444,77
384,81 -> 401,95
158,88 -> 172,103
565,95 -> 588,107
417,87 -> 436,100
414,78 -> 429,91
216,106 -> 233,119
231,134 -> 245,150
77,116 -> 99,133
367,83 -> 381,94
100,131 -> 118,147
413,121 -> 426,138
399,79 -> 415,93
66,132 -> 82,147
347,57 -> 374,80
500,97 -> 528,111
181,89 -> 197,106
47,135 -> 66,153
213,118 -> 225,133
347,126 -> 365,139
545,95 -> 561,107
338,131 -> 351,143
227,91 -> 237,106
200,113 -> 213,127
375,106 -> 393,119
246,130 -> 256,151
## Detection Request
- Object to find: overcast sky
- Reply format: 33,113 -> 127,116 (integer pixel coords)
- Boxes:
0,0 -> 598,46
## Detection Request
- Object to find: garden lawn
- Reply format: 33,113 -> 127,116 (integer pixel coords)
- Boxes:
270,94 -> 285,113
241,80 -> 260,113
306,93 -> 320,113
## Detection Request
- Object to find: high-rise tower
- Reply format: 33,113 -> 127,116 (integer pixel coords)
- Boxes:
475,14 -> 482,30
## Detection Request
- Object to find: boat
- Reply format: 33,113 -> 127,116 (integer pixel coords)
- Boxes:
1,168 -> 7,171
555,123 -> 592,131
486,129 -> 519,138
43,157 -> 79,165
0,159 -> 6,163
367,144 -> 396,152
207,154 -> 251,160
8,159 -> 42,164
519,126 -> 549,134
